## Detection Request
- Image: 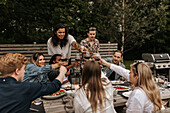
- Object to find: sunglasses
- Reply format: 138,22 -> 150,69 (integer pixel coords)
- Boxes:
133,60 -> 145,75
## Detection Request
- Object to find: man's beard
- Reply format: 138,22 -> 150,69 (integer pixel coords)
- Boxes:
113,60 -> 119,65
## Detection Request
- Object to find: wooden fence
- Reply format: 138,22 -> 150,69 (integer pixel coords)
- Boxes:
0,43 -> 118,64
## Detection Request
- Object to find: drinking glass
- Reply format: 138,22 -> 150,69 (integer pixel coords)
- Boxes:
94,53 -> 101,61
102,67 -> 107,76
164,78 -> 168,87
75,54 -> 81,62
34,97 -> 42,105
84,52 -> 91,60
74,54 -> 81,74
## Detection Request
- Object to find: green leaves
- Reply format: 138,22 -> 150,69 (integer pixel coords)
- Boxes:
0,0 -> 169,57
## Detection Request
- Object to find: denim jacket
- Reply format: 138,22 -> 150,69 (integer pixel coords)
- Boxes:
103,57 -> 125,80
23,64 -> 52,83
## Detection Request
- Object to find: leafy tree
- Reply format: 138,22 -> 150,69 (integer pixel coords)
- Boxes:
0,0 -> 169,60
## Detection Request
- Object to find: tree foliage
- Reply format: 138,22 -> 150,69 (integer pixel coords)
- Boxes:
0,0 -> 169,59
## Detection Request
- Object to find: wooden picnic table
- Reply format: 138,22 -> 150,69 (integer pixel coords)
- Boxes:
42,88 -> 170,113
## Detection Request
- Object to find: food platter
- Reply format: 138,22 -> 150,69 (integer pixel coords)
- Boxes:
61,84 -> 75,90
122,91 -> 132,98
113,85 -> 130,91
111,80 -> 124,85
42,89 -> 66,99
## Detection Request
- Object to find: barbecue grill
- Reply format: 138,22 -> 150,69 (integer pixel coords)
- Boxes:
142,53 -> 170,81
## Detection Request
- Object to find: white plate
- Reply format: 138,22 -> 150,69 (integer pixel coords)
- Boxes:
66,90 -> 76,97
111,80 -> 124,85
62,84 -> 75,89
122,91 -> 132,98
42,89 -> 66,99
113,85 -> 130,91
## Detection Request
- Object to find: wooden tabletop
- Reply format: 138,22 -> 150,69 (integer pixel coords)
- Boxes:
43,88 -> 170,113
43,99 -> 65,113
154,108 -> 170,113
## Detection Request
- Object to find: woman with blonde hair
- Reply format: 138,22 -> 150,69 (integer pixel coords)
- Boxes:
74,61 -> 116,113
100,59 -> 163,113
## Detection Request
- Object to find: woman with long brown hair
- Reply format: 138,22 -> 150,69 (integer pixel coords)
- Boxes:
100,59 -> 163,113
47,23 -> 85,59
74,61 -> 116,113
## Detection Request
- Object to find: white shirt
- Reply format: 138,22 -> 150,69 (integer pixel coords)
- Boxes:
47,34 -> 76,58
126,88 -> 154,113
110,64 -> 154,113
110,64 -> 130,81
74,75 -> 116,113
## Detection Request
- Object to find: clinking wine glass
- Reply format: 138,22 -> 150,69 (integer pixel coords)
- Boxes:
94,53 -> 101,61
84,52 -> 91,60
75,54 -> 81,62
164,78 -> 168,88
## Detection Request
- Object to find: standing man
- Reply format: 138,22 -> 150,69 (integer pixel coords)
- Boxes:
103,50 -> 125,80
80,27 -> 99,54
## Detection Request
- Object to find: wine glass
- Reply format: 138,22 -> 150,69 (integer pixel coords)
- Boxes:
94,53 -> 101,61
164,78 -> 168,87
101,67 -> 107,76
75,54 -> 81,72
75,54 -> 81,62
84,52 -> 91,60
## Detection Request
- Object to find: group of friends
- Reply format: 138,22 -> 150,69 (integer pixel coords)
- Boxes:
0,23 -> 164,113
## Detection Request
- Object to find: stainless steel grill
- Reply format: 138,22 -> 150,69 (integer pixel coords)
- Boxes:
142,53 -> 170,81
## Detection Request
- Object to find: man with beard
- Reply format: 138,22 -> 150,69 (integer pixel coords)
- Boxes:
103,50 -> 125,80
80,27 -> 99,54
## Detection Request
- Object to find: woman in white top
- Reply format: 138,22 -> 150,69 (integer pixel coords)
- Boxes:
47,23 -> 84,58
100,59 -> 162,113
74,61 -> 116,113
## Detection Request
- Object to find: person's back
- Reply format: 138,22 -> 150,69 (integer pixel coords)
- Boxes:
74,61 -> 116,113
74,76 -> 116,113
126,88 -> 154,113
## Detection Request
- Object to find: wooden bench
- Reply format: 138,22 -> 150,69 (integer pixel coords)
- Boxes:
0,43 -> 118,64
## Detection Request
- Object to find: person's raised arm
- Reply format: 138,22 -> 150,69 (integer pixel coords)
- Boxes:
100,58 -> 111,68
56,66 -> 67,83
71,41 -> 84,52
100,58 -> 130,81
51,62 -> 68,69
66,61 -> 79,70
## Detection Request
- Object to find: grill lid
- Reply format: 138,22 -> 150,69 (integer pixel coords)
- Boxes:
142,53 -> 170,62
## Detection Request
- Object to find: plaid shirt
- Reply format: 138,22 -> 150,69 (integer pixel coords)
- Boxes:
80,38 -> 99,53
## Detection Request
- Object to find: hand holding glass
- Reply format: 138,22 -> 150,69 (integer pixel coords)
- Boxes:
94,53 -> 101,61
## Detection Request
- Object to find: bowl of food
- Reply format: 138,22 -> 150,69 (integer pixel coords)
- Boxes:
113,85 -> 130,92
42,89 -> 66,99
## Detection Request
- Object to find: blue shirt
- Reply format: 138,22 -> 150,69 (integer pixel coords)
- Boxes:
0,77 -> 61,113
23,64 -> 52,83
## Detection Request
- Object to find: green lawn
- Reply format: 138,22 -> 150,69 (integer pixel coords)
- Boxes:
123,60 -> 134,69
